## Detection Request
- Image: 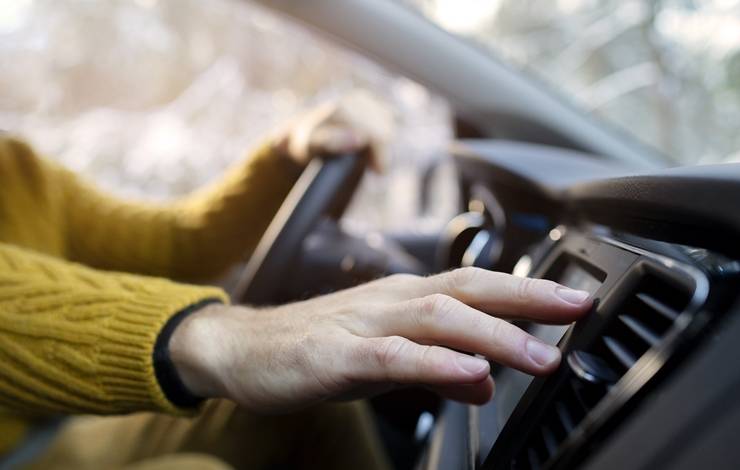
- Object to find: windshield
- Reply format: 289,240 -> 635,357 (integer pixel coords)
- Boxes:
403,0 -> 739,165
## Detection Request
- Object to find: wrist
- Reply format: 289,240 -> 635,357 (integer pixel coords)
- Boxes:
167,302 -> 234,400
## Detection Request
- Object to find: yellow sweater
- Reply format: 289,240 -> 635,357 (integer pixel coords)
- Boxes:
0,135 -> 300,453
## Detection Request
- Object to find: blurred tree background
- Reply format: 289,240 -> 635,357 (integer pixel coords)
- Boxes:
1,0 -> 737,233
408,0 -> 739,164
0,0 -> 456,232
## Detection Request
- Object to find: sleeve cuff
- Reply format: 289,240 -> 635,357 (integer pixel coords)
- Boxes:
95,282 -> 229,415
153,298 -> 222,409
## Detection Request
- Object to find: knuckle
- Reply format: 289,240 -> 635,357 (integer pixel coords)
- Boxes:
417,345 -> 436,372
445,267 -> 479,291
512,276 -> 536,302
374,336 -> 407,368
488,316 -> 509,340
416,294 -> 456,321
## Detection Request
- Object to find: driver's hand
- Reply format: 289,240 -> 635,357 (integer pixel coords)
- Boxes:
170,268 -> 592,413
272,90 -> 393,172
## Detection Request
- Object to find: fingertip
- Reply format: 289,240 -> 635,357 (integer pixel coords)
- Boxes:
472,375 -> 496,405
555,286 -> 591,306
540,284 -> 593,323
525,338 -> 562,375
455,355 -> 490,381
550,300 -> 594,325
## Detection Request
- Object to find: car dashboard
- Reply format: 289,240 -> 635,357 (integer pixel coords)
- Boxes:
423,140 -> 740,470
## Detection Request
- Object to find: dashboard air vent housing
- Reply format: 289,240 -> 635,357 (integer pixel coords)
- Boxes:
510,271 -> 694,470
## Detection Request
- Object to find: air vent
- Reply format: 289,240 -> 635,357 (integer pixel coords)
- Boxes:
511,273 -> 693,470
591,274 -> 690,378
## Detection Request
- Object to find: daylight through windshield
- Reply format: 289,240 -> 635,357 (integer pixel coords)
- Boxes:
405,0 -> 739,165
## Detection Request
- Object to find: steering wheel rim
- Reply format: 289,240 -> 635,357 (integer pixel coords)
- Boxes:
232,152 -> 365,305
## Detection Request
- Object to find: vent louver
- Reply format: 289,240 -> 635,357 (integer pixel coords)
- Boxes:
512,274 -> 692,470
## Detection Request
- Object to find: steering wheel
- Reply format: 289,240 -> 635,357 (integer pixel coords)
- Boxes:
232,152 -> 366,305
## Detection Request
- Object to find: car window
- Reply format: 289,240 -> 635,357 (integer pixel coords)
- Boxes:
0,0 -> 457,232
403,0 -> 740,165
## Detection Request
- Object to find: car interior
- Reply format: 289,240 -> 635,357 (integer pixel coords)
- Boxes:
239,1 -> 740,469
3,0 -> 738,469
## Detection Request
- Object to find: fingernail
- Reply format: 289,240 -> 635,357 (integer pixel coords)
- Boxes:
526,339 -> 560,367
555,287 -> 590,304
456,355 -> 489,375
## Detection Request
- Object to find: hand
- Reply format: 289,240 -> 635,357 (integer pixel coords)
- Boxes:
272,90 -> 393,172
169,268 -> 592,413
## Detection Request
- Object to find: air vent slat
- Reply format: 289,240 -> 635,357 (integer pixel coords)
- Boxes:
555,401 -> 574,434
602,336 -> 637,369
635,292 -> 679,321
568,380 -> 591,414
618,315 -> 661,346
541,425 -> 558,457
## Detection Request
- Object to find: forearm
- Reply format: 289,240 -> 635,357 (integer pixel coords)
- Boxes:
166,142 -> 302,280
60,141 -> 301,281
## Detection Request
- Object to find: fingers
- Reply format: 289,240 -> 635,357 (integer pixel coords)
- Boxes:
349,336 -> 496,405
308,125 -> 367,156
309,125 -> 384,173
279,92 -> 390,172
428,375 -> 495,405
376,294 -> 562,375
280,101 -> 336,164
350,336 -> 490,386
418,268 -> 592,324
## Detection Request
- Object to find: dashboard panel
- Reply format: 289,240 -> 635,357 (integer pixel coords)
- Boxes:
423,140 -> 740,470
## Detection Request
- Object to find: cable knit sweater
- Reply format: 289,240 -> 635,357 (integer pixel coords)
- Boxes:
0,135 -> 300,454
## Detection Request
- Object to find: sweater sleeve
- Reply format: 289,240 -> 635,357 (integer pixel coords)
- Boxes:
57,141 -> 302,282
0,242 -> 228,415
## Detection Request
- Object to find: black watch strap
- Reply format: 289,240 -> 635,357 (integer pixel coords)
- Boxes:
153,298 -> 221,408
